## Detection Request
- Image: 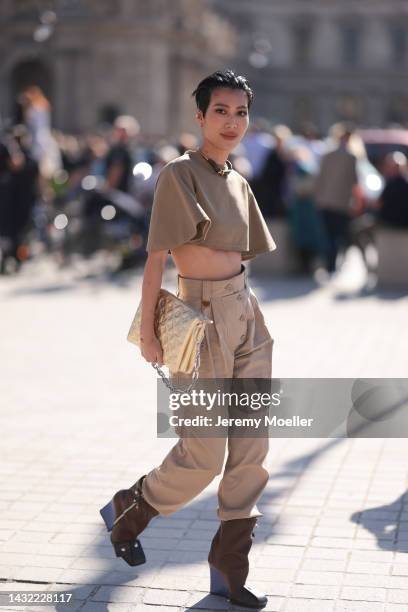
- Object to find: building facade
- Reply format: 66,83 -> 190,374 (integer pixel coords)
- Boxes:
0,0 -> 235,137
2,0 -> 408,136
210,0 -> 408,132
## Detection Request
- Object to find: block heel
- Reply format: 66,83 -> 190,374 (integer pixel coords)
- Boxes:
208,518 -> 268,609
99,498 -> 116,532
112,537 -> 146,566
209,564 -> 229,598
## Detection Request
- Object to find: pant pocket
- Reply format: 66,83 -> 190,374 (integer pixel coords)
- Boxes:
210,292 -> 247,353
249,288 -> 274,344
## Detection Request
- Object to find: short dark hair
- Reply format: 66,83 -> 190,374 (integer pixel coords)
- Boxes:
192,69 -> 254,116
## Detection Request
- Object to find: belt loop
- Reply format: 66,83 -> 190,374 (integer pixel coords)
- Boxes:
176,275 -> 180,298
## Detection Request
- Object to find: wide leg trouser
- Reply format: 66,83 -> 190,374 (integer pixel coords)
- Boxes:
142,264 -> 274,521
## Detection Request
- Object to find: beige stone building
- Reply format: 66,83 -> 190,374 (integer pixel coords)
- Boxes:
0,0 -> 235,137
1,0 -> 408,136
209,0 -> 408,131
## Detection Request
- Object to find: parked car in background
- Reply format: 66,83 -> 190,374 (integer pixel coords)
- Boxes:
358,129 -> 408,175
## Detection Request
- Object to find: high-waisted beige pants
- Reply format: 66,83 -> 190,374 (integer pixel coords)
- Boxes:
142,264 -> 273,520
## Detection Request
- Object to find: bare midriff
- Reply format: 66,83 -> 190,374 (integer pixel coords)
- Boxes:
170,243 -> 242,281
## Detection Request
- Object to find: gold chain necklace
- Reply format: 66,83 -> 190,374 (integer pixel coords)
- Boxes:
198,149 -> 232,176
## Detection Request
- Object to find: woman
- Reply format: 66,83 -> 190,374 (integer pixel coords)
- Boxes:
288,144 -> 329,273
20,85 -> 61,181
100,70 -> 277,609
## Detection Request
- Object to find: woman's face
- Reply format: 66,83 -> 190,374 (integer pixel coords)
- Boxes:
196,87 -> 250,152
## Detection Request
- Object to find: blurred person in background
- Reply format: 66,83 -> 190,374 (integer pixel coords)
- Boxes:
53,132 -> 95,200
85,133 -> 109,178
81,115 -> 147,266
344,131 -> 379,277
375,152 -> 408,228
104,115 -> 139,194
8,125 -> 39,269
298,121 -> 326,163
0,134 -> 13,205
0,128 -> 39,274
136,144 -> 180,211
287,145 -> 328,274
251,124 -> 291,218
83,115 -> 140,220
19,85 -> 62,189
0,134 -> 14,273
240,119 -> 275,180
314,123 -> 363,274
60,133 -> 91,180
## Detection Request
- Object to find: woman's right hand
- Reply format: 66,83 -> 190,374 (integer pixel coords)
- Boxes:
141,334 -> 164,366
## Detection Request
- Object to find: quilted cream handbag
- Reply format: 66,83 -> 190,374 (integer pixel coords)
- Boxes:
127,288 -> 213,393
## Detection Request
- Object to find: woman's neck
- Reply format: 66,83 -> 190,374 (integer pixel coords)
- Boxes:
199,142 -> 230,166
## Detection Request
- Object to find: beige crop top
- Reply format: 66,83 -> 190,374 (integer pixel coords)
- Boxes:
146,149 -> 277,261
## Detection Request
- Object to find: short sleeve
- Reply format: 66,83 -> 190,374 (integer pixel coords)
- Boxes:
146,162 -> 212,252
241,183 -> 277,261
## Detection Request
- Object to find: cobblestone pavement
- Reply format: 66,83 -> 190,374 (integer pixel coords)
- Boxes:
1,248 -> 408,612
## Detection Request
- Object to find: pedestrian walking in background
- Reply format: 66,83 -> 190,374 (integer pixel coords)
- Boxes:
287,144 -> 328,274
8,125 -> 38,269
314,123 -> 362,274
19,85 -> 61,185
250,124 -> 291,219
0,127 -> 38,274
0,135 -> 14,273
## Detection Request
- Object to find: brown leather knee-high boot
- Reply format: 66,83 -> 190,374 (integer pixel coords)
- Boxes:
208,517 -> 267,609
99,475 -> 159,566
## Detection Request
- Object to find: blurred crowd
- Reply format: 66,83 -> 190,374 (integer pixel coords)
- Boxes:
1,85 -> 408,276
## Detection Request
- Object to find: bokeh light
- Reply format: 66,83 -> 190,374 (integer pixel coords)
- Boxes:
133,162 -> 153,180
101,205 -> 116,221
54,214 -> 68,230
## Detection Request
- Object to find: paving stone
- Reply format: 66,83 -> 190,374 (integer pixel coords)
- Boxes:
301,558 -> 347,572
296,571 -> 343,585
91,585 -> 144,603
80,603 -> 131,612
185,592 -> 229,609
291,584 -> 339,599
391,564 -> 408,576
340,586 -> 386,602
13,566 -> 65,582
143,588 -> 190,606
255,555 -> 301,569
304,547 -> 348,560
250,581 -> 290,597
347,561 -> 391,575
335,602 -> 385,612
261,544 -> 304,558
285,598 -> 335,611
387,590 -> 408,604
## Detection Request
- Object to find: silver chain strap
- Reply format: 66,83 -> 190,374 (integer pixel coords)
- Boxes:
152,333 -> 204,394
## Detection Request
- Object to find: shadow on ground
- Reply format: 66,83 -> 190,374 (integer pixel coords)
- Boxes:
47,425 -> 407,611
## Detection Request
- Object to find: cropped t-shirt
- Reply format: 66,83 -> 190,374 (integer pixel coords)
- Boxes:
146,149 -> 277,261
